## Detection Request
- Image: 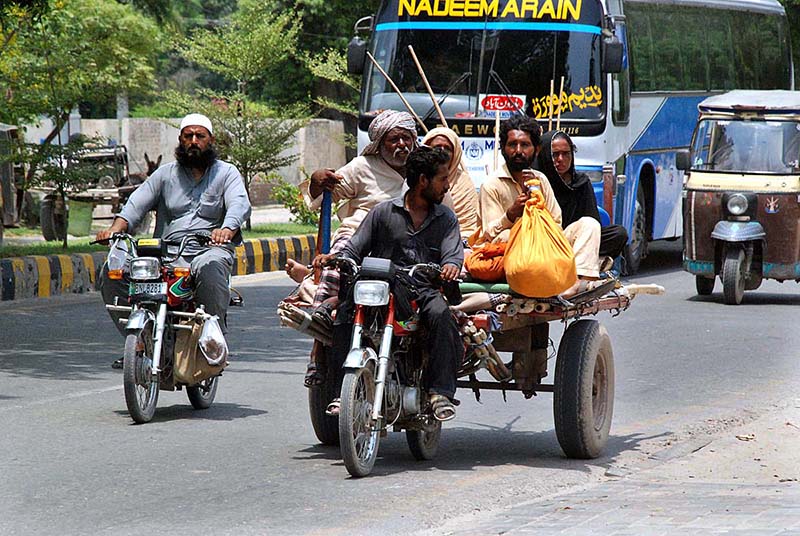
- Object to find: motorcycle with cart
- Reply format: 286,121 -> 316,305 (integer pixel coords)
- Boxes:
279,253 -> 663,477
95,232 -> 240,423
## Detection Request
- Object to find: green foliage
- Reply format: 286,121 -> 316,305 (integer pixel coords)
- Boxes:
266,173 -> 319,226
177,1 -> 300,96
304,48 -> 361,117
0,0 -> 163,126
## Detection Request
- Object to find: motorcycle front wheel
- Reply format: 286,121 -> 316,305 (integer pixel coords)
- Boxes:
123,325 -> 159,424
339,365 -> 380,478
187,376 -> 219,409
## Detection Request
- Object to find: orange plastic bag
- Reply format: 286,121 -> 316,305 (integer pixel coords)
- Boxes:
504,187 -> 577,297
464,242 -> 506,282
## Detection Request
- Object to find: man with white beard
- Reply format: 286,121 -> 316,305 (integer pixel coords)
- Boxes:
285,110 -> 419,387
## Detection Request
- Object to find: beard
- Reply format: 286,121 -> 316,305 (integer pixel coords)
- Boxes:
422,183 -> 446,205
380,145 -> 410,169
175,143 -> 218,169
503,151 -> 534,172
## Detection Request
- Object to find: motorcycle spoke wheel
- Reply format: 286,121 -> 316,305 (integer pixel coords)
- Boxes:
339,366 -> 380,478
123,326 -> 159,424
187,376 -> 219,410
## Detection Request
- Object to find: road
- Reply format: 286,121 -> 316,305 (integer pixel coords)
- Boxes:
1,241 -> 799,535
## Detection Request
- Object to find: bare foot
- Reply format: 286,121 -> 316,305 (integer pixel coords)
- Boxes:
560,278 -> 596,299
285,259 -> 311,283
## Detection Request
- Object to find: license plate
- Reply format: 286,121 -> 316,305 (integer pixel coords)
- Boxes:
131,282 -> 167,295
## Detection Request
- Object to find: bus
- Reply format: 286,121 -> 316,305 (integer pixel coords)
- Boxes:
346,0 -> 793,272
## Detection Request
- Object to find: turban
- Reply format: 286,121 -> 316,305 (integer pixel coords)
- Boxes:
361,110 -> 418,156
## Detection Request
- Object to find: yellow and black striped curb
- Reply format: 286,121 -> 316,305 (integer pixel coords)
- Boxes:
0,235 -> 317,302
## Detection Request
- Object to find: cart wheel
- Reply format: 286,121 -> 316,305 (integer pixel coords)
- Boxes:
308,365 -> 340,446
553,319 -> 614,459
695,275 -> 715,296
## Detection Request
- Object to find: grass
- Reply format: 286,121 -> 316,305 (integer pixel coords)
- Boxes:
0,222 -> 323,259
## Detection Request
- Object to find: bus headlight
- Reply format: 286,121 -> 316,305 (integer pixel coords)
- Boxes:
354,280 -> 390,306
129,257 -> 161,281
726,193 -> 748,216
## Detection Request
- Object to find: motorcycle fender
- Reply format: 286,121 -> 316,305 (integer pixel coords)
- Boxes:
344,346 -> 378,369
126,308 -> 155,332
711,221 -> 765,243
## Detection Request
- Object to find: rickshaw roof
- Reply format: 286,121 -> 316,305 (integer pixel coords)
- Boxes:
699,91 -> 800,115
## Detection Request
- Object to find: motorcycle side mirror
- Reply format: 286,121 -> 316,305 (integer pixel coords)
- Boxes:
675,150 -> 691,171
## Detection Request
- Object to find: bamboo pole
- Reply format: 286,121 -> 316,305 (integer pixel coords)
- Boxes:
556,76 -> 565,130
493,110 -> 500,172
548,79 -> 555,132
366,52 -> 428,133
407,45 -> 448,128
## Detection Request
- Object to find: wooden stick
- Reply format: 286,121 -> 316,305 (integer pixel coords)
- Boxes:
407,45 -> 448,128
493,110 -> 500,172
548,79 -> 554,131
556,76 -> 565,130
366,52 -> 428,133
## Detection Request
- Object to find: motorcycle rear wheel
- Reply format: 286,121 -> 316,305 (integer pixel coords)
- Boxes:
187,376 -> 219,409
123,326 -> 159,424
406,418 -> 442,461
339,365 -> 380,477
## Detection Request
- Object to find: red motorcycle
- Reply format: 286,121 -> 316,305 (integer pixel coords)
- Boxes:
95,232 -> 240,423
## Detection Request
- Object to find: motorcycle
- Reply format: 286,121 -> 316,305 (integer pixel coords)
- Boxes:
94,232 -> 240,423
329,256 -> 455,478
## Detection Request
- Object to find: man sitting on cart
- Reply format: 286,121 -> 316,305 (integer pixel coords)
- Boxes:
96,113 -> 252,367
476,115 -> 603,298
323,146 -> 464,421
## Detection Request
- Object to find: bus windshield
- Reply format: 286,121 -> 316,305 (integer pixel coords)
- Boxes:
363,0 -> 605,124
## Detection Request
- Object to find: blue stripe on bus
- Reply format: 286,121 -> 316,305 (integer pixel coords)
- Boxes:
375,21 -> 602,34
631,95 -> 706,152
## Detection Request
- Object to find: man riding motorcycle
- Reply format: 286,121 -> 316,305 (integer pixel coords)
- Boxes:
322,146 -> 464,421
96,113 -> 252,366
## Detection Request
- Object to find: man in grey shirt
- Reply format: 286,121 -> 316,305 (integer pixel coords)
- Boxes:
96,113 -> 251,366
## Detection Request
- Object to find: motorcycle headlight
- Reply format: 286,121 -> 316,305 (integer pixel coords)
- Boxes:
726,193 -> 748,216
129,257 -> 161,280
353,280 -> 390,306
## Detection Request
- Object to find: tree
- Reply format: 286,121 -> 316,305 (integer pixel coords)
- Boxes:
177,0 -> 300,99
175,0 -> 311,228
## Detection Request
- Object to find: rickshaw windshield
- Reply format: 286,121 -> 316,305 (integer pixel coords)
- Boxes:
690,119 -> 800,174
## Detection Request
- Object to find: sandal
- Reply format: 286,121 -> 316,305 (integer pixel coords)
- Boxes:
303,362 -> 326,388
429,394 -> 456,422
325,398 -> 341,417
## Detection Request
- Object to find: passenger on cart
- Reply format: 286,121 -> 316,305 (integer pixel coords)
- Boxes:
474,115 -> 607,298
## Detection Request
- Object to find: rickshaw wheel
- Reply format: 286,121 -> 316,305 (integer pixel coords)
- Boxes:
722,247 -> 745,305
553,319 -> 614,459
695,275 -> 715,296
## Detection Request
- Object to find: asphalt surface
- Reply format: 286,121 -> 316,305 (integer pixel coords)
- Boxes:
1,241 -> 799,535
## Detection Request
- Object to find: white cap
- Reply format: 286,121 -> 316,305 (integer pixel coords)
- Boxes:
179,113 -> 213,136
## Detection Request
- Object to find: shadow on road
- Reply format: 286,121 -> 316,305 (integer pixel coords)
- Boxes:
293,416 -> 669,479
114,402 -> 268,424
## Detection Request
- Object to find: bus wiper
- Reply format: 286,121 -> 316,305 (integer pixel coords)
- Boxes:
487,70 -> 524,115
422,71 -> 472,123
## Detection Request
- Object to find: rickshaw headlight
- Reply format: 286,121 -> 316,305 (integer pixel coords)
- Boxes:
726,194 -> 748,216
354,280 -> 390,306
129,257 -> 161,280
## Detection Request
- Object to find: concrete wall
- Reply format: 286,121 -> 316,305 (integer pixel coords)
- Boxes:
79,117 -> 347,187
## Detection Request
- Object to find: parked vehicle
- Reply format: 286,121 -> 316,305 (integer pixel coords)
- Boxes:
678,90 -> 800,304
94,232 -> 241,423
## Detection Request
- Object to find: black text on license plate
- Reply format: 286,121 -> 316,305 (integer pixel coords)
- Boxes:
132,282 -> 167,295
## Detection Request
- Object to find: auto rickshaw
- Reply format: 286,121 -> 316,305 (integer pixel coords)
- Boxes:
677,90 -> 800,304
